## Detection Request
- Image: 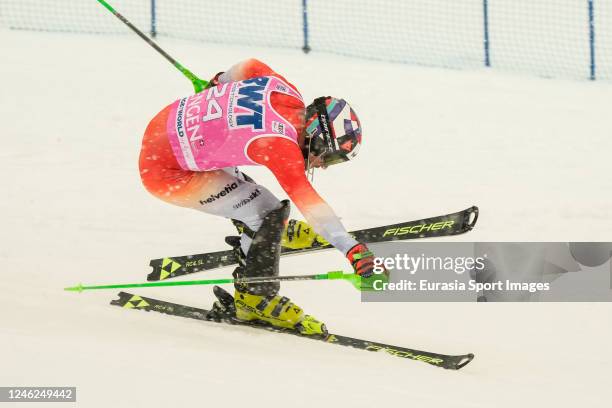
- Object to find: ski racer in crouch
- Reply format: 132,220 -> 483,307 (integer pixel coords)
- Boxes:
139,58 -> 384,335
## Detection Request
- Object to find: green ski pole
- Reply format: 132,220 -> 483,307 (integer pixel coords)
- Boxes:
65,271 -> 365,293
95,0 -> 207,93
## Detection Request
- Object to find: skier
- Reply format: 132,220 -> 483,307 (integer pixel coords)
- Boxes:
139,58 -> 382,335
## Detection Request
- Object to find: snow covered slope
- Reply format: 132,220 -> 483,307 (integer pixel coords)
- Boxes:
1,29 -> 611,407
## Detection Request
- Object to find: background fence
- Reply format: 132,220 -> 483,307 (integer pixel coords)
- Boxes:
1,0 -> 610,81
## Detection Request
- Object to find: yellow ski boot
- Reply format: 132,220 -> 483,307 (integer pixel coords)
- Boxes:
231,218 -> 326,251
234,290 -> 327,335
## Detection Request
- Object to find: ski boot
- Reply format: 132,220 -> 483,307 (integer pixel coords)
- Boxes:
230,218 -> 326,252
282,219 -> 328,249
233,289 -> 327,335
208,285 -> 326,335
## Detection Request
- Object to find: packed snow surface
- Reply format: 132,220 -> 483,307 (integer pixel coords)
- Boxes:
1,29 -> 611,407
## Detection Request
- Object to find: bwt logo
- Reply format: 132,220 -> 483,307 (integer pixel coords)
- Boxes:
236,77 -> 270,130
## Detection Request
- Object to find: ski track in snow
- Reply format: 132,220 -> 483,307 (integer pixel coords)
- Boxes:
1,29 -> 611,407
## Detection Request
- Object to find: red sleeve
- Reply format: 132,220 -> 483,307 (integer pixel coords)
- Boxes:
247,137 -> 321,212
247,137 -> 359,254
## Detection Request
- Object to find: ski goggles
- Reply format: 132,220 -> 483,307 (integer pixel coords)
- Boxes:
319,150 -> 350,167
306,132 -> 351,167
